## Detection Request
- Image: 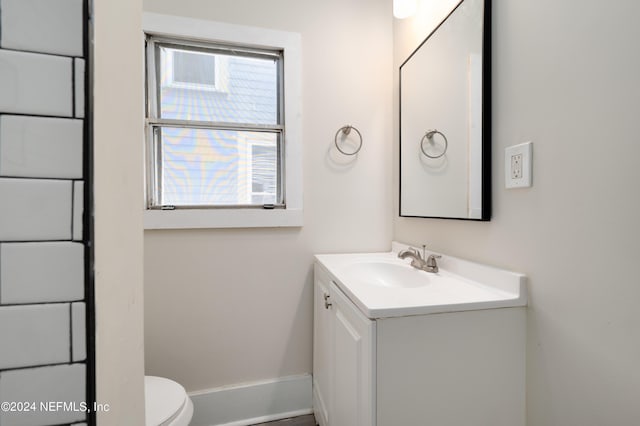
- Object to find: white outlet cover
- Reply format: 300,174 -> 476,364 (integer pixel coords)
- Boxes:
505,142 -> 532,188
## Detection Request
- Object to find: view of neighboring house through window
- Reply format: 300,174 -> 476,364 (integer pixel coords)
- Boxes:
145,37 -> 283,208
170,49 -> 218,90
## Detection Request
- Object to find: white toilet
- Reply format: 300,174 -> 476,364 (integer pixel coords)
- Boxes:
145,376 -> 194,426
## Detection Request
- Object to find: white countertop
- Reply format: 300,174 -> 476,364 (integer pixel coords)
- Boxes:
315,242 -> 527,319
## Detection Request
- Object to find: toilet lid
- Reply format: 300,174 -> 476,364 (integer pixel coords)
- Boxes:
145,376 -> 188,426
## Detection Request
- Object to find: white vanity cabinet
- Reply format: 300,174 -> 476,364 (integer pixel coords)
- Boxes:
313,264 -> 375,426
313,258 -> 526,426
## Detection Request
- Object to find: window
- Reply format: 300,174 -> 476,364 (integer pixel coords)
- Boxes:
143,14 -> 302,229
146,36 -> 283,208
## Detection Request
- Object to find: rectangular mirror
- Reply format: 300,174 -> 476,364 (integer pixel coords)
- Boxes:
400,0 -> 491,220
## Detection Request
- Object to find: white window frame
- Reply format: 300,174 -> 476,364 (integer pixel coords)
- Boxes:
142,13 -> 303,229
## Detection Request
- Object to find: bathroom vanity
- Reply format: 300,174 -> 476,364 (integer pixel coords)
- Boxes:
313,243 -> 527,426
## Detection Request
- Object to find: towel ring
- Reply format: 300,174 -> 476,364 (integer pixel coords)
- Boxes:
420,129 -> 448,159
334,125 -> 363,156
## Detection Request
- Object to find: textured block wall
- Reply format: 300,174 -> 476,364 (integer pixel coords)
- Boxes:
0,1 -> 91,425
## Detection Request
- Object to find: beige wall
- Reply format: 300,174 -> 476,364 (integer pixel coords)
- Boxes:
394,0 -> 640,424
93,0 -> 146,423
143,0 -> 393,392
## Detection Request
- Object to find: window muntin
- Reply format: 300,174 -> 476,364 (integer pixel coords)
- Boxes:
146,36 -> 284,209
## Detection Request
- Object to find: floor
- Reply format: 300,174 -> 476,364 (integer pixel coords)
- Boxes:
252,414 -> 316,426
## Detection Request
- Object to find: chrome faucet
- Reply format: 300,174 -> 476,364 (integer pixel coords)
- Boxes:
397,245 -> 441,273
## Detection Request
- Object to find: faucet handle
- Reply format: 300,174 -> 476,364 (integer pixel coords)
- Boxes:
425,254 -> 442,272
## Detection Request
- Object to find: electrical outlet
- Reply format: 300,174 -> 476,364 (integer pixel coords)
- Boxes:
511,154 -> 523,179
505,142 -> 532,188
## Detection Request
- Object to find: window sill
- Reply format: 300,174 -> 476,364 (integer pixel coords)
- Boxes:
143,208 -> 303,230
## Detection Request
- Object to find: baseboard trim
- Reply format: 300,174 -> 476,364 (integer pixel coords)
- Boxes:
189,374 -> 313,426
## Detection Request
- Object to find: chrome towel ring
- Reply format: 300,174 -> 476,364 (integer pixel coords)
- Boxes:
334,125 -> 363,155
420,129 -> 448,159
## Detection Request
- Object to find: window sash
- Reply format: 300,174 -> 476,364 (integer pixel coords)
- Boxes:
146,125 -> 285,209
145,35 -> 285,210
146,36 -> 284,125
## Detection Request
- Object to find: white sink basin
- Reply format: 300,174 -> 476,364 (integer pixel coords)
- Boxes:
315,242 -> 527,319
343,261 -> 430,288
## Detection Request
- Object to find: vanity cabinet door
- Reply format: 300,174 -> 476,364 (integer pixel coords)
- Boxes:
329,282 -> 376,426
313,268 -> 332,426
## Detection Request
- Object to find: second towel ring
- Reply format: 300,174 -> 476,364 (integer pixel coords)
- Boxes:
335,125 -> 363,156
420,129 -> 448,159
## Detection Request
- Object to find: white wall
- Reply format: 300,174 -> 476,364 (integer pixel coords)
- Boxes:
142,0 -> 393,392
94,0 -> 146,423
394,0 -> 640,424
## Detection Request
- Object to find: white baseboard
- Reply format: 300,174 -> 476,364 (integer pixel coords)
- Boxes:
188,374 -> 313,426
